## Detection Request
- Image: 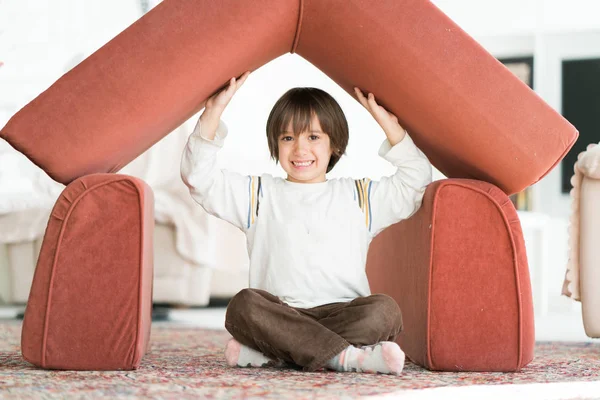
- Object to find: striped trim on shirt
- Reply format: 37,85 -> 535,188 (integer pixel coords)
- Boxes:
354,178 -> 373,232
247,176 -> 263,228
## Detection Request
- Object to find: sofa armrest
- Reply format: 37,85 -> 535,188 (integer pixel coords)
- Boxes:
580,177 -> 600,337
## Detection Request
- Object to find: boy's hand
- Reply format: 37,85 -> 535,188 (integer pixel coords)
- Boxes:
205,70 -> 251,114
197,71 -> 250,139
354,87 -> 407,146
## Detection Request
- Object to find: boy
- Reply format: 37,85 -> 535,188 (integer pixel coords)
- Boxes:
181,71 -> 432,375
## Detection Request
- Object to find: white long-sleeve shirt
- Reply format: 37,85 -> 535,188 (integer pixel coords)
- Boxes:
181,118 -> 432,308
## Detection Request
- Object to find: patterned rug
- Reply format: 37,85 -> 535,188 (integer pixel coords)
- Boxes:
1,321 -> 600,399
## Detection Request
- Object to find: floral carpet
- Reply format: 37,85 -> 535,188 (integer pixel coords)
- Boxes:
1,321 -> 600,399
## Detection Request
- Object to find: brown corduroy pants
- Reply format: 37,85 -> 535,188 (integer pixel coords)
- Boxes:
224,288 -> 403,372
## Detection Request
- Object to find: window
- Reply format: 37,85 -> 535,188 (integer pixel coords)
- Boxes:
561,58 -> 600,193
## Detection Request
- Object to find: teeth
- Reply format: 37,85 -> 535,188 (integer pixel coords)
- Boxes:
293,161 -> 313,167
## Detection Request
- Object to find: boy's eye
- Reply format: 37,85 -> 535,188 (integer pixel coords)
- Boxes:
280,135 -> 320,141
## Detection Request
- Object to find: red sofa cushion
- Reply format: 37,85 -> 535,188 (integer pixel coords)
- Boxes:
21,174 -> 154,370
0,0 -> 576,194
366,179 -> 534,372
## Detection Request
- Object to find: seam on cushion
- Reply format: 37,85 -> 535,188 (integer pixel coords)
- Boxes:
116,179 -> 145,368
126,179 -> 144,369
426,184 -> 440,370
49,214 -> 65,222
41,176 -> 143,368
432,181 -> 523,371
290,0 -> 304,53
108,162 -> 124,174
108,155 -> 131,174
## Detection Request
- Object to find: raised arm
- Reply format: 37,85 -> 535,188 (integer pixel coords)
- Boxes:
353,87 -> 433,236
180,71 -> 258,232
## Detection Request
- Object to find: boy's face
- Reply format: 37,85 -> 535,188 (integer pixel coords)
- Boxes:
278,114 -> 333,184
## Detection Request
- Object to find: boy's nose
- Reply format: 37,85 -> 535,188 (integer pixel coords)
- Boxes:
293,140 -> 309,153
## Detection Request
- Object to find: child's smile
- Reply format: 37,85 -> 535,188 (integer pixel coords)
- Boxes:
291,160 -> 314,168
279,114 -> 333,184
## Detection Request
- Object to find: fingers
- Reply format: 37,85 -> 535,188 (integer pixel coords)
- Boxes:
354,87 -> 379,108
354,87 -> 382,116
354,87 -> 401,126
366,93 -> 384,114
367,92 -> 376,103
211,71 -> 251,107
227,70 -> 251,92
215,71 -> 249,100
354,87 -> 369,109
239,70 -> 251,82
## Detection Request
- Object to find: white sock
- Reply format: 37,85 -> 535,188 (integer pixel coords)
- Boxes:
325,342 -> 405,375
225,338 -> 284,368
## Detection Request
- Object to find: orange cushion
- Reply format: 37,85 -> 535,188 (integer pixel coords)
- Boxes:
0,0 -> 576,194
21,174 -> 154,370
367,179 -> 534,372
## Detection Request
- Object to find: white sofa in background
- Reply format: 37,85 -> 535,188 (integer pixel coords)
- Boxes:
0,210 -> 249,307
563,142 -> 600,338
